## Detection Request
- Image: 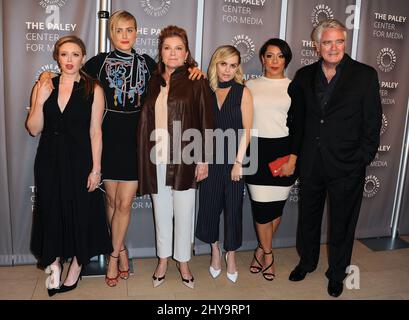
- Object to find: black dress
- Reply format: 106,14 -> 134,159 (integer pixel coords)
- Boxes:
83,49 -> 156,181
31,76 -> 112,268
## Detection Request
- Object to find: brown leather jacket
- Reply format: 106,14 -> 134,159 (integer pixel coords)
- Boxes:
137,66 -> 214,195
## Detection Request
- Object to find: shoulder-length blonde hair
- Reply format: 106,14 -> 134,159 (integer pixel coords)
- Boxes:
108,10 -> 137,43
207,45 -> 243,91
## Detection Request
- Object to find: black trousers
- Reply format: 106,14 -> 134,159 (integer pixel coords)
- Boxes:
196,164 -> 244,251
297,152 -> 365,281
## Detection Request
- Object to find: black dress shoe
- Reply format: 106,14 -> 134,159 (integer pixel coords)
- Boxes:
327,280 -> 343,297
288,267 -> 307,281
59,275 -> 82,293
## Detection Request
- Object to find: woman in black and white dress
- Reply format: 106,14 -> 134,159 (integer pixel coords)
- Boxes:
245,39 -> 302,281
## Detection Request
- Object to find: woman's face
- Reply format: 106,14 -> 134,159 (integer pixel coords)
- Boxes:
57,42 -> 85,76
111,18 -> 137,52
161,36 -> 188,72
262,45 -> 286,79
216,54 -> 239,83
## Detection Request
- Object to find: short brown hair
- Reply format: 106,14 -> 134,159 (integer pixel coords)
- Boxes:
157,25 -> 197,75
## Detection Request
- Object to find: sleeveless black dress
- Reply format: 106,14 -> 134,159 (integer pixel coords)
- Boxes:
31,76 -> 112,268
83,49 -> 156,181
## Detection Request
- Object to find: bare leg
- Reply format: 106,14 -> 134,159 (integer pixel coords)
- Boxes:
210,241 -> 221,271
63,257 -> 82,286
153,257 -> 168,278
106,181 -> 138,280
256,216 -> 281,278
104,181 -> 118,228
226,250 -> 237,274
178,261 -> 193,280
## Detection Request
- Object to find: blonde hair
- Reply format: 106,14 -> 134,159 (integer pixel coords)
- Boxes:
108,10 -> 137,42
207,45 -> 243,91
311,19 -> 347,44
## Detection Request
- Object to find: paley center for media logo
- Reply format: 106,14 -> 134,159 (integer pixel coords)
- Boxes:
311,4 -> 334,27
38,0 -> 67,8
363,175 -> 380,198
377,47 -> 397,73
140,0 -> 171,17
231,34 -> 255,64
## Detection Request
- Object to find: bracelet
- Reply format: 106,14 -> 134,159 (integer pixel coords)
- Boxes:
91,171 -> 102,176
234,160 -> 242,165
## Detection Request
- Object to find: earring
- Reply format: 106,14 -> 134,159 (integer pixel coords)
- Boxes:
184,60 -> 187,64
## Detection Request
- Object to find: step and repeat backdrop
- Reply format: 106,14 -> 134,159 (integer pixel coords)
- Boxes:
0,0 -> 408,265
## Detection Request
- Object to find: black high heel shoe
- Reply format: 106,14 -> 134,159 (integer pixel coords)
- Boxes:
45,262 -> 64,297
249,244 -> 264,274
59,261 -> 82,293
262,251 -> 276,281
59,274 -> 82,293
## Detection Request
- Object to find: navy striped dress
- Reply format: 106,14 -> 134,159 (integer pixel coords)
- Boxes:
195,82 -> 245,251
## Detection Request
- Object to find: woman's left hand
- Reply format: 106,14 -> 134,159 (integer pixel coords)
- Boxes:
87,171 -> 101,192
188,67 -> 206,80
231,163 -> 242,182
195,163 -> 208,182
278,161 -> 296,177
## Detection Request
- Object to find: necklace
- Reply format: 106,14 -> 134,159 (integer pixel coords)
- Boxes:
218,79 -> 236,88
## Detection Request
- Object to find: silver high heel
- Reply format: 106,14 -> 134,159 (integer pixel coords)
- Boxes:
225,251 -> 238,283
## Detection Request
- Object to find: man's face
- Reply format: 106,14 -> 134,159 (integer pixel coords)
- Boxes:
318,28 -> 345,66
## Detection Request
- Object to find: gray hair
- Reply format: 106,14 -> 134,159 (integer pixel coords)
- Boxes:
311,19 -> 347,44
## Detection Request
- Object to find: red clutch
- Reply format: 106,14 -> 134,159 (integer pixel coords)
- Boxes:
268,155 -> 290,177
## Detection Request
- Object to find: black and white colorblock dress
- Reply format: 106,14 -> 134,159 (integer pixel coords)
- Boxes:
245,77 -> 297,224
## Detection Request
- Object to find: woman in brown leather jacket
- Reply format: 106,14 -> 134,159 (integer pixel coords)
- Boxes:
137,25 -> 213,289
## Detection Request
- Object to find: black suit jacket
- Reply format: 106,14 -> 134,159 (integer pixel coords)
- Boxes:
288,54 -> 382,179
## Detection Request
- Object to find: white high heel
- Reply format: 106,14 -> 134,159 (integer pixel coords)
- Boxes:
209,245 -> 222,279
209,265 -> 222,279
225,252 -> 238,283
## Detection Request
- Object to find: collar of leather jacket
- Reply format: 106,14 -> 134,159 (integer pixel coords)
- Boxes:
158,65 -> 189,86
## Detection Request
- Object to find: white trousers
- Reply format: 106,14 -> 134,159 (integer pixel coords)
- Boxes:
151,163 -> 196,262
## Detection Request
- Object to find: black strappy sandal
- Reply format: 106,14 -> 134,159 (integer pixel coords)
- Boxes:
262,251 -> 276,281
249,244 -> 264,274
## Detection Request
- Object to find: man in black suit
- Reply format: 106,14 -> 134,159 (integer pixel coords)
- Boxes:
287,19 -> 382,297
